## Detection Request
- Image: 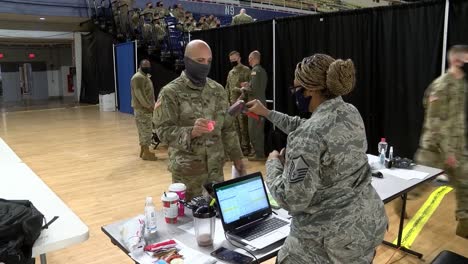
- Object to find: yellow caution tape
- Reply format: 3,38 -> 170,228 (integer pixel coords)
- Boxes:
393,186 -> 453,248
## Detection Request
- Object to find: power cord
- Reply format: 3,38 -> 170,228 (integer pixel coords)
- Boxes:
224,232 -> 260,264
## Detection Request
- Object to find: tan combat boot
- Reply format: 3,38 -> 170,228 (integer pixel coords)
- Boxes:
141,146 -> 157,161
456,219 -> 468,239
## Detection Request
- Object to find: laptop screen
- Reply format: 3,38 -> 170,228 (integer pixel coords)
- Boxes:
215,174 -> 270,224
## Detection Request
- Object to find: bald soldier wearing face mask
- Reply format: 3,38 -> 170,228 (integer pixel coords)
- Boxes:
153,40 -> 245,200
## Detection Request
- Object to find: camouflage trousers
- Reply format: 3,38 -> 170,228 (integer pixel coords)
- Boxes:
134,109 -> 153,146
408,148 -> 468,220
276,234 -> 378,264
229,92 -> 250,153
248,117 -> 265,158
234,114 -> 250,153
172,172 -> 223,202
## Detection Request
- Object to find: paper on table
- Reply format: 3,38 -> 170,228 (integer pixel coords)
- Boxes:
129,239 -> 217,264
380,168 -> 429,180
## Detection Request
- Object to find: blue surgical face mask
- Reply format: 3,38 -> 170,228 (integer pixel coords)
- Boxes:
291,87 -> 311,113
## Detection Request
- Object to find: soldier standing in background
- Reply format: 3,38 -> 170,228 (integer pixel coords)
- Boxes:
413,45 -> 468,238
231,9 -> 253,25
241,51 -> 267,161
131,60 -> 157,161
226,51 -> 252,156
154,40 -> 245,200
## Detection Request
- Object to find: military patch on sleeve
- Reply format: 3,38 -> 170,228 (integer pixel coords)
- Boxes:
251,71 -> 257,76
288,155 -> 309,183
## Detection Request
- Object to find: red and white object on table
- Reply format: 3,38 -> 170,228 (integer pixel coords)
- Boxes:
168,183 -> 186,217
161,193 -> 178,224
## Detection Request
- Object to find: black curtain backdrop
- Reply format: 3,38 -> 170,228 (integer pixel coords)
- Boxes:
448,0 -> 468,47
275,0 -> 445,157
81,30 -> 115,104
372,1 -> 445,158
190,21 -> 274,101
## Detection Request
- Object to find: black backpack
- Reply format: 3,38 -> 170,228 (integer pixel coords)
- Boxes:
0,199 -> 50,264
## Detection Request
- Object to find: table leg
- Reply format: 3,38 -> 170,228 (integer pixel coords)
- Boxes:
40,254 -> 47,264
382,194 -> 423,259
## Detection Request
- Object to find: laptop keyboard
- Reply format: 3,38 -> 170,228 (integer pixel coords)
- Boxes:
236,217 -> 289,241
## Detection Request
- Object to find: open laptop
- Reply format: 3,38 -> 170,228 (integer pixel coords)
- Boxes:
213,172 -> 290,250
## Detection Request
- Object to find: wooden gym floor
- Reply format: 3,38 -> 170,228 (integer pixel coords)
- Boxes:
1,105 -> 467,264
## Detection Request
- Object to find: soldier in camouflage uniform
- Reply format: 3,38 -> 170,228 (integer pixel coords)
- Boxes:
131,59 -> 157,161
231,9 -> 253,25
247,54 -> 388,263
154,40 -> 245,200
241,51 -> 267,161
414,45 -> 468,238
226,51 -> 252,156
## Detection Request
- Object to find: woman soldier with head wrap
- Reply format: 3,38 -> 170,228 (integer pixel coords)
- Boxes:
247,54 -> 388,264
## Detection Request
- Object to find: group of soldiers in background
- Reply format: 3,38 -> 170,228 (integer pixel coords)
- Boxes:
176,11 -> 222,32
109,0 -> 255,44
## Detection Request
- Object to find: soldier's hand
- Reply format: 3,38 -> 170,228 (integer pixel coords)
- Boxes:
246,99 -> 270,117
445,155 -> 458,168
279,148 -> 286,165
241,82 -> 250,88
191,118 -> 211,139
268,150 -> 280,161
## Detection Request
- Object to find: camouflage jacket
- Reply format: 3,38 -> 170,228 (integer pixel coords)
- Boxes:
225,64 -> 251,103
419,72 -> 467,157
131,69 -> 154,111
265,97 -> 387,239
154,71 -> 243,176
231,13 -> 253,25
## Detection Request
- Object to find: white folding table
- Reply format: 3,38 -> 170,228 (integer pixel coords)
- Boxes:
0,140 -> 89,264
0,138 -> 22,164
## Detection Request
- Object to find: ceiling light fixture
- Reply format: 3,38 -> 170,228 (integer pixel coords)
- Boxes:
39,17 -> 46,20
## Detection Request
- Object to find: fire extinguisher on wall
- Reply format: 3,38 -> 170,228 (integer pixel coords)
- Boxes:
68,67 -> 76,93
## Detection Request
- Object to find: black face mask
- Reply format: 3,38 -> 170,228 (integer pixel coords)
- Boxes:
291,87 -> 311,113
184,57 -> 211,87
230,61 -> 239,68
462,64 -> 468,78
141,67 -> 151,74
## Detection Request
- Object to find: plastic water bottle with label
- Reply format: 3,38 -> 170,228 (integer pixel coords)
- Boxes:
144,197 -> 158,243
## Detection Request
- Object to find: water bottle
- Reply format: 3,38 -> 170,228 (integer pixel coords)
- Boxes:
389,146 -> 394,161
379,148 -> 386,166
378,138 -> 388,155
144,197 -> 158,243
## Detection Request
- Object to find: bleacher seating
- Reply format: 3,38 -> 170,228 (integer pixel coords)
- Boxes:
90,0 -> 361,70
